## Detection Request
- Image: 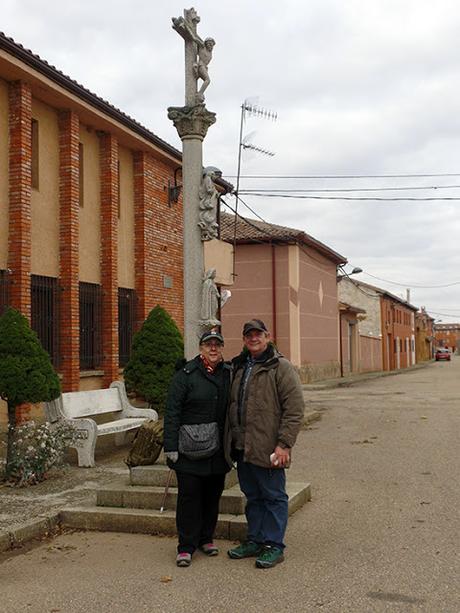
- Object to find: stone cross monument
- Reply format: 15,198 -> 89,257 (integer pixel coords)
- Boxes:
168,8 -> 220,358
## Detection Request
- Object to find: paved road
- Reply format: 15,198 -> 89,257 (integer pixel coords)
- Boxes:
2,359 -> 459,612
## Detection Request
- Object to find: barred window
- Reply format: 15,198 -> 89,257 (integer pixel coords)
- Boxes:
118,288 -> 136,367
79,282 -> 102,370
31,275 -> 60,368
0,269 -> 10,315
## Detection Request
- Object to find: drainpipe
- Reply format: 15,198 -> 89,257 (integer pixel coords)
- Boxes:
339,311 -> 344,377
271,243 -> 277,343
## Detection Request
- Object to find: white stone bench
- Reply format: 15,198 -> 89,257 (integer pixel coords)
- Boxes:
44,381 -> 157,468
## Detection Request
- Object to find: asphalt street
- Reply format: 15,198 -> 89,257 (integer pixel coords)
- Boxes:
2,358 -> 459,613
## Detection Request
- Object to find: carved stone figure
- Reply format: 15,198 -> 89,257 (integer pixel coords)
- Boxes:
198,166 -> 221,240
172,8 -> 215,104
200,269 -> 220,326
193,37 -> 215,102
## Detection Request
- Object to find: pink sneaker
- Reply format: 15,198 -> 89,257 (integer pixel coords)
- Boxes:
176,552 -> 192,567
200,543 -> 219,556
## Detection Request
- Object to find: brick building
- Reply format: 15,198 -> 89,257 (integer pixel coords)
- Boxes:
0,32 -> 192,417
415,308 -> 435,362
434,323 -> 460,353
338,278 -> 417,372
220,213 -> 347,382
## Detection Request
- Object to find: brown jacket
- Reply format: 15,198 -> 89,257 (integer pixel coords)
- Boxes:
226,346 -> 304,468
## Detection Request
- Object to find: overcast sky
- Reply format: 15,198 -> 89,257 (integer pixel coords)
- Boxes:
3,0 -> 460,322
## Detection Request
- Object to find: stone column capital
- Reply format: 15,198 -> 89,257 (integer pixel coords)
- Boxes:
168,104 -> 216,141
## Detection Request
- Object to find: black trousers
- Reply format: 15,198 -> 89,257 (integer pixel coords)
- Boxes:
175,471 -> 226,554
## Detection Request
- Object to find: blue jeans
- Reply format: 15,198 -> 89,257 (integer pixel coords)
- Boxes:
237,459 -> 288,550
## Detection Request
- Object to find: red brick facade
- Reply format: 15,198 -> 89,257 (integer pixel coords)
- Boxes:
8,81 -> 32,319
100,133 -> 119,386
133,152 -> 184,332
58,110 -> 80,391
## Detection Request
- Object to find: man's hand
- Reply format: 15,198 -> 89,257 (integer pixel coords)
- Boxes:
272,445 -> 290,468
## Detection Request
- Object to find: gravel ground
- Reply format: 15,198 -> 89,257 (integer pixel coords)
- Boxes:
1,358 -> 459,612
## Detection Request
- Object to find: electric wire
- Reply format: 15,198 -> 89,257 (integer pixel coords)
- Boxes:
239,184 -> 460,194
239,193 -> 460,202
361,272 -> 460,289
226,173 -> 460,179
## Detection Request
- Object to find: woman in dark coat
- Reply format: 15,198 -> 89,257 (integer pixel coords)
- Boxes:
164,330 -> 231,567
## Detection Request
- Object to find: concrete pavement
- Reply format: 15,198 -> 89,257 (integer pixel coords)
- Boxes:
1,357 -> 459,612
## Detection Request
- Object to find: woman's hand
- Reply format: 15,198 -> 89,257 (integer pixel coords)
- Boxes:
165,451 -> 179,463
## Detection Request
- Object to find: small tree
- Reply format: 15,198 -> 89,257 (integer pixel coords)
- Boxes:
0,308 -> 61,479
123,305 -> 183,416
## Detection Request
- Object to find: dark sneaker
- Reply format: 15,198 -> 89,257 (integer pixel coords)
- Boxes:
200,542 -> 219,556
176,552 -> 192,567
227,540 -> 263,559
255,545 -> 285,569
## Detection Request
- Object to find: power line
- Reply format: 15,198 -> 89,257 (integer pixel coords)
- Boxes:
239,184 -> 460,194
240,193 -> 460,202
361,272 -> 460,289
225,173 -> 460,179
427,310 -> 460,318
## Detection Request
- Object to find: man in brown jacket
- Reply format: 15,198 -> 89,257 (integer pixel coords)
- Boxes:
227,319 -> 304,568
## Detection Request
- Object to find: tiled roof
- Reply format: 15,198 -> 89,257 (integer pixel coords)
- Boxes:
220,212 -> 346,264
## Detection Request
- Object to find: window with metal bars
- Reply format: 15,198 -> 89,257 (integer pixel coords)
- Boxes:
31,275 -> 60,368
79,282 -> 102,370
0,269 -> 10,315
118,288 -> 136,367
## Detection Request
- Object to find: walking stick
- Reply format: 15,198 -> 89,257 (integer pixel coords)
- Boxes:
160,469 -> 174,513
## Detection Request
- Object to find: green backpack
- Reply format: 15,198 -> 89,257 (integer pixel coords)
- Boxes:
125,418 -> 164,467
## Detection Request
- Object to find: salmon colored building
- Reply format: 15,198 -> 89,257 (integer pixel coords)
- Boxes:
219,213 -> 347,382
380,292 -> 417,371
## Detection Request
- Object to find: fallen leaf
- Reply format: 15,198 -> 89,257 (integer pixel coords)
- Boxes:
420,416 -> 428,420
160,575 -> 173,583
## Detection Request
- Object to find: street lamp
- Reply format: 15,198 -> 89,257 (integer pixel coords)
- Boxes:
337,265 -> 363,279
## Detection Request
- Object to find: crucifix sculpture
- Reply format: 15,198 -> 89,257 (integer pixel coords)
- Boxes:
168,8 -> 219,358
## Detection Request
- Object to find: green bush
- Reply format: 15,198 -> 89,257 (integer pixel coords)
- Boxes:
123,305 -> 183,416
0,308 -> 61,479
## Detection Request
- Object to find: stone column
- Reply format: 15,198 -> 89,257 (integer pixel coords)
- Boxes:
168,106 -> 216,358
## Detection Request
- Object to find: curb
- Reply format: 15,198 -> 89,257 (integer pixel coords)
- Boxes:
303,410 -> 322,427
302,362 -> 431,391
0,513 -> 60,553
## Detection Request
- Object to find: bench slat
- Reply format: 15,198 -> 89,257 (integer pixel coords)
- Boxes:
62,388 -> 122,418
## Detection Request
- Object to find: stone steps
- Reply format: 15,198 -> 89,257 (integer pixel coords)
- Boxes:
59,480 -> 311,541
97,482 -> 247,515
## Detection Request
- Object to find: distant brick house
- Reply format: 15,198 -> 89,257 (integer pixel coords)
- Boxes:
339,278 -> 417,372
434,323 -> 460,353
219,213 -> 347,382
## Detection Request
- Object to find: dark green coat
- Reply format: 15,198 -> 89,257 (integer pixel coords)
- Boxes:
164,356 -> 231,476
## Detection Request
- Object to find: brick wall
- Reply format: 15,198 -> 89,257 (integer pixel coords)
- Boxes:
133,151 -> 183,332
8,81 -> 32,318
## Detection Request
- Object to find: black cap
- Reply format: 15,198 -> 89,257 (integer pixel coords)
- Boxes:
242,319 -> 268,336
199,330 -> 224,345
